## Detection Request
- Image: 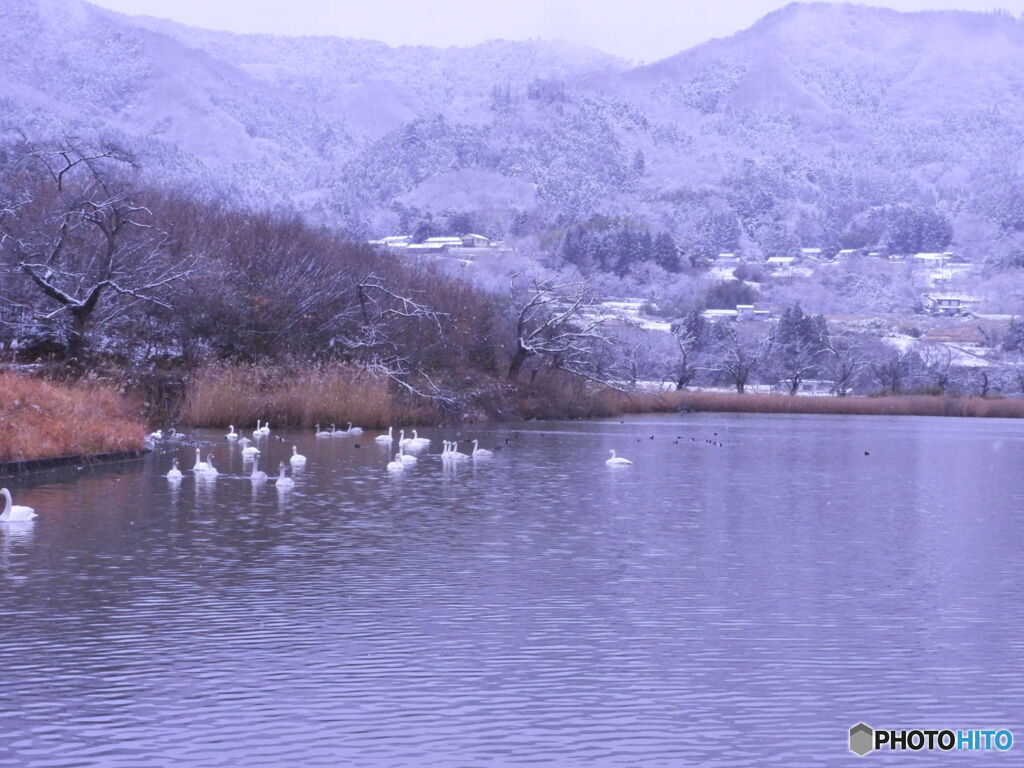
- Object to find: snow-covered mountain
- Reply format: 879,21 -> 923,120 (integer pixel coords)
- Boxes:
2,0 -> 1024,258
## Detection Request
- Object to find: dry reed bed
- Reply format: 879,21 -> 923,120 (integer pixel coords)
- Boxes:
593,390 -> 1024,419
0,372 -> 145,463
182,362 -> 440,429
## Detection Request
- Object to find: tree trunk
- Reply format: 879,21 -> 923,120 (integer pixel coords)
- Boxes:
68,308 -> 91,360
508,346 -> 528,380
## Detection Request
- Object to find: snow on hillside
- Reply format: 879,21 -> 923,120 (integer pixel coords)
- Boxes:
2,0 -> 1024,261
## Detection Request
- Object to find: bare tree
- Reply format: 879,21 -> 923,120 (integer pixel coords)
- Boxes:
918,343 -> 954,394
1009,361 -> 1024,396
671,310 -> 710,390
712,322 -> 770,394
507,276 -> 626,388
824,336 -> 866,396
870,348 -> 920,394
334,273 -> 458,406
971,368 -> 992,397
0,148 -> 193,358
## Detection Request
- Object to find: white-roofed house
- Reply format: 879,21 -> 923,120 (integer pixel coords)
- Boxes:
923,294 -> 980,316
460,233 -> 491,248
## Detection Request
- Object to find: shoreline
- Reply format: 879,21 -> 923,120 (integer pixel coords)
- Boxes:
598,390 -> 1024,420
6,371 -> 1023,474
0,449 -> 150,479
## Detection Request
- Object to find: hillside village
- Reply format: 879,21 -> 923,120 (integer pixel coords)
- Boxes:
367,231 -> 1018,396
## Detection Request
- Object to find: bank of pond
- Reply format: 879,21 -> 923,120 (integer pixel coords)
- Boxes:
3,369 -> 1024,467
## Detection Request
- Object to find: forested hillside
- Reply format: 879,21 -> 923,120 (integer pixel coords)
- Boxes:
3,0 -> 1024,267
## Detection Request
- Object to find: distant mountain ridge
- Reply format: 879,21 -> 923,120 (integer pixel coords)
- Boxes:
2,0 -> 1023,260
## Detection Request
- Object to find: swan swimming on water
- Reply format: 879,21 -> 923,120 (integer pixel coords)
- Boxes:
331,422 -> 348,437
398,450 -> 418,464
275,462 -> 295,488
1,488 -> 37,522
471,440 -> 493,458
225,425 -> 238,441
345,422 -> 363,435
259,421 -> 271,436
252,420 -> 263,438
249,457 -> 268,482
375,426 -> 394,444
148,429 -> 163,440
409,430 -> 430,448
386,452 -> 405,472
192,448 -> 209,473
202,453 -> 219,476
290,446 -> 307,466
606,449 -> 633,466
240,438 -> 260,457
166,458 -> 183,480
315,423 -> 332,438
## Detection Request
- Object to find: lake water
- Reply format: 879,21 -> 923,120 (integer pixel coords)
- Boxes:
2,413 -> 1022,767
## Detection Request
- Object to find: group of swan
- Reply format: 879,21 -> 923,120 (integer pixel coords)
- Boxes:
168,416 -> 627,482
315,422 -> 363,438
246,456 -> 298,487
168,448 -> 220,478
1,488 -> 37,522
148,428 -> 183,440
12,423 -> 634,524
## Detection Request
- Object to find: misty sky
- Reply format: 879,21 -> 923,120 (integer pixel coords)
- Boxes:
90,0 -> 1024,61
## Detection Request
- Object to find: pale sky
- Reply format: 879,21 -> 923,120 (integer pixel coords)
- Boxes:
89,0 -> 1024,61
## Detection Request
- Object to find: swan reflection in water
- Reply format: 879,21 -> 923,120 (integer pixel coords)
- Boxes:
0,513 -> 36,584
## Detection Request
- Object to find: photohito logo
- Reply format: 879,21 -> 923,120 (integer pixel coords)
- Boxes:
849,723 -> 1014,756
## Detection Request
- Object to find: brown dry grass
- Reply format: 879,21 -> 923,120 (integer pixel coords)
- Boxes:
590,389 -> 1024,419
0,372 -> 146,463
181,361 -> 440,429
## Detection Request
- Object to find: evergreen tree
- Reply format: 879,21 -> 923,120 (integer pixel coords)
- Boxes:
652,232 -> 681,272
771,304 -> 830,394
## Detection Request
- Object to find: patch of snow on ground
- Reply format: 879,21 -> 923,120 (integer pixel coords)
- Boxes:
598,299 -> 673,333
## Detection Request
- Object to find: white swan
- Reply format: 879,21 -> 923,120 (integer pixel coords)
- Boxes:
225,425 -> 238,441
471,439 -> 493,458
386,452 -> 405,472
240,437 -> 260,457
398,429 -> 412,447
375,426 -> 393,444
345,422 -> 363,435
275,462 -> 295,488
252,420 -> 263,438
0,488 -> 36,522
331,422 -> 348,437
398,450 -> 418,464
260,421 -> 271,436
606,449 -> 633,466
166,458 -> 183,480
446,441 -> 470,461
315,422 -> 332,438
290,446 -> 307,466
192,448 -> 209,473
148,429 -> 163,440
249,457 -> 268,482
409,429 -> 430,448
202,453 -> 219,476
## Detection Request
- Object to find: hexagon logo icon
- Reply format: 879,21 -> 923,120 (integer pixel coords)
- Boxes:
849,723 -> 874,756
